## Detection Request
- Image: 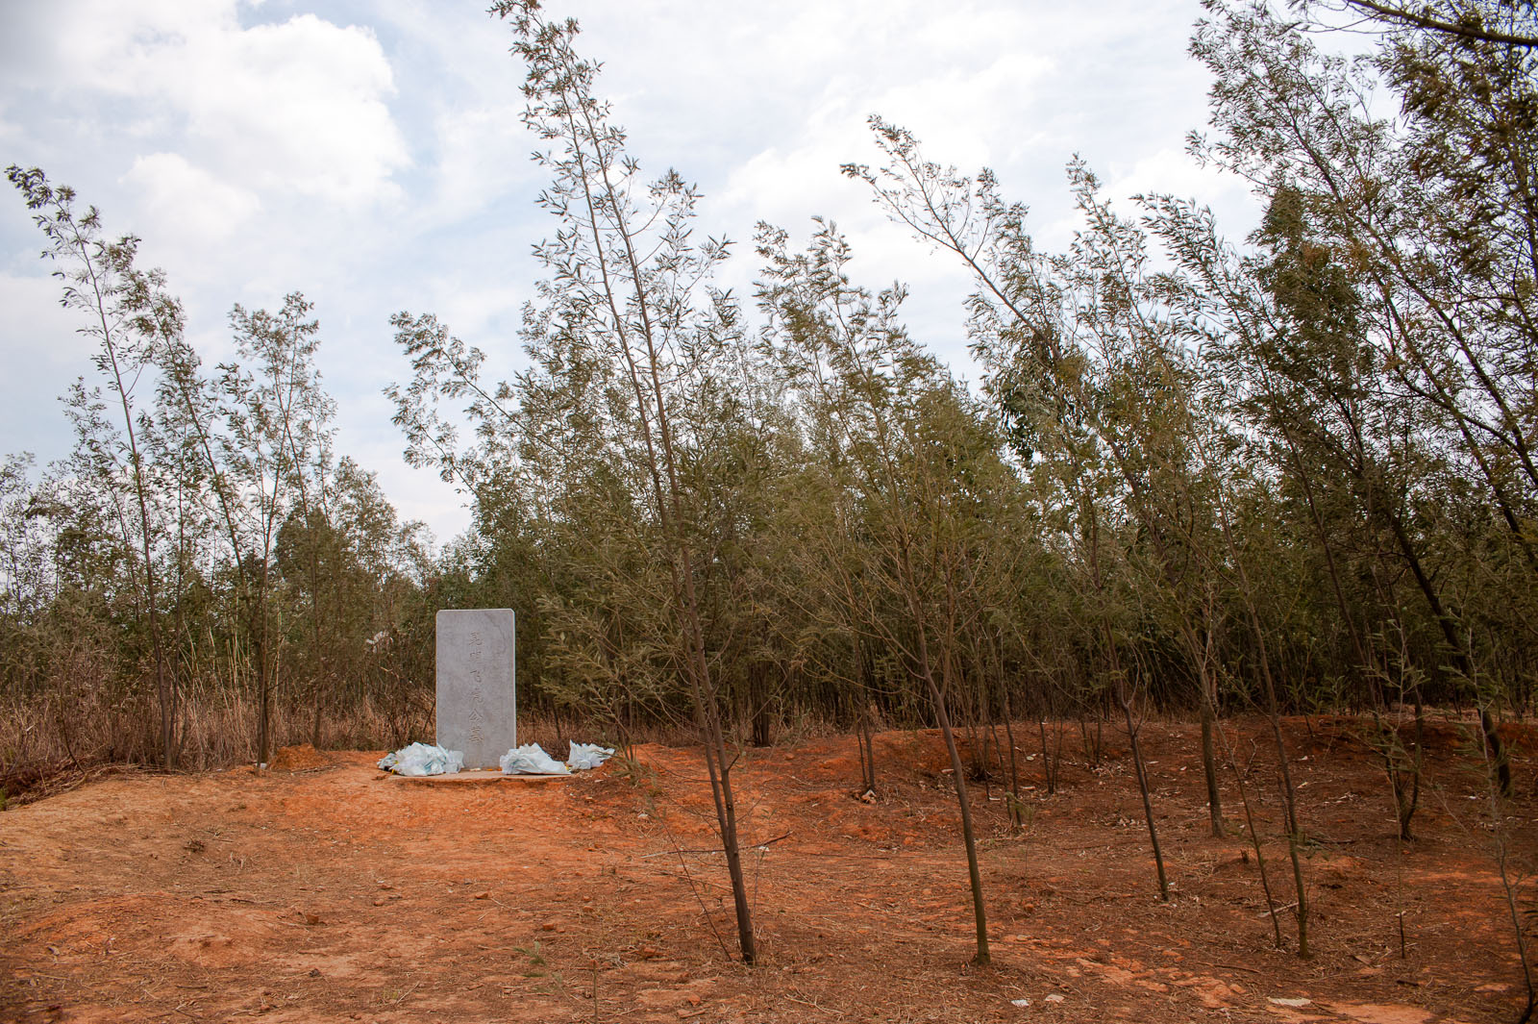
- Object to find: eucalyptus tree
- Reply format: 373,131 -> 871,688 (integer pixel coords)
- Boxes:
1151,183 -> 1439,841
390,0 -> 763,963
841,113 -> 1371,954
220,294 -> 332,767
754,416 -> 893,784
1315,0 -> 1538,45
8,167 -> 182,765
506,0 -> 762,961
1191,0 -> 1536,790
844,133 -> 1239,893
145,297 -> 254,696
758,219 -> 1025,964
272,456 -> 431,738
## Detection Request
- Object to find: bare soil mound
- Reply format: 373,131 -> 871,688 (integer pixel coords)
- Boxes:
0,715 -> 1532,1022
268,744 -> 340,773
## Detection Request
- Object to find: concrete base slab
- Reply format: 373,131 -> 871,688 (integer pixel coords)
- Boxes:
377,768 -> 568,784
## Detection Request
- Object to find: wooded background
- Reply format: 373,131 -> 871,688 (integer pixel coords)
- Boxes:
2,0 -> 1532,801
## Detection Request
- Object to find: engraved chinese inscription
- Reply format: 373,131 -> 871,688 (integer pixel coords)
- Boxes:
436,609 -> 516,769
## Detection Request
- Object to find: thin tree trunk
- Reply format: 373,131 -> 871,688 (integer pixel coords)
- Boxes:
1000,682 -> 1023,830
84,246 -> 174,768
545,56 -> 760,963
1217,725 -> 1284,948
1200,691 -> 1223,837
919,626 -> 990,965
1114,640 -> 1169,902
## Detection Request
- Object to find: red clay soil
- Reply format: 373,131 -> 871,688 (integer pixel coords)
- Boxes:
0,715 -> 1533,1023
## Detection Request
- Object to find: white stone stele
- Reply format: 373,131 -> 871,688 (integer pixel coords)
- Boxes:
435,608 -> 516,770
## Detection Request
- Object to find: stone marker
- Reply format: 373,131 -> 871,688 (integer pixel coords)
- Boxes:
436,608 -> 516,769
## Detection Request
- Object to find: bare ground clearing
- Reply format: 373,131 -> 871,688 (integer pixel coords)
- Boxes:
0,715 -> 1533,1023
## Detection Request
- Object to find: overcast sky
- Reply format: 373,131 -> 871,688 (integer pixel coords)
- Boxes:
0,0 -> 1262,547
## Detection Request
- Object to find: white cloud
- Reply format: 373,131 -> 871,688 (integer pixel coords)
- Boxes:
123,152 -> 261,242
420,275 -> 528,345
178,13 -> 408,204
0,271 -> 96,467
0,272 -> 90,368
15,1 -> 409,207
426,102 -> 537,224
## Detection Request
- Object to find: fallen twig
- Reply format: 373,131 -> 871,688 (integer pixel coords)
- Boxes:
753,830 -> 793,850
662,820 -> 732,961
1196,960 -> 1267,976
642,830 -> 793,858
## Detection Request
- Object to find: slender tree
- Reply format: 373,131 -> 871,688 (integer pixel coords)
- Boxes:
758,220 -> 1022,963
8,166 -> 180,766
391,0 -> 763,962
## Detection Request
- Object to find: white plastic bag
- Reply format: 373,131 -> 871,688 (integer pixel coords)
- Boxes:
499,743 -> 571,775
566,742 -> 615,770
378,742 -> 464,777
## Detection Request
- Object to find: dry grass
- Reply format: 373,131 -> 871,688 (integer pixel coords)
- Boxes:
0,681 -> 433,805
0,677 -> 748,806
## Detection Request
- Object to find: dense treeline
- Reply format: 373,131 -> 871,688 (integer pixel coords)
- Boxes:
393,0 -> 1538,752
1,0 -> 1531,823
0,178 -> 436,774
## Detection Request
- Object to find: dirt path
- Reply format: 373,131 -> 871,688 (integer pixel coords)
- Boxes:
0,716 -> 1531,1022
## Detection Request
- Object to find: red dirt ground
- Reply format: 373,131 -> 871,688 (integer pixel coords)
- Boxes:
1,715 -> 1533,1023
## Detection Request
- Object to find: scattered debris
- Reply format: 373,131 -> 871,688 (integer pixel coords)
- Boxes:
499,744 -> 570,775
566,742 -> 615,770
499,741 -> 615,774
378,743 -> 464,776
